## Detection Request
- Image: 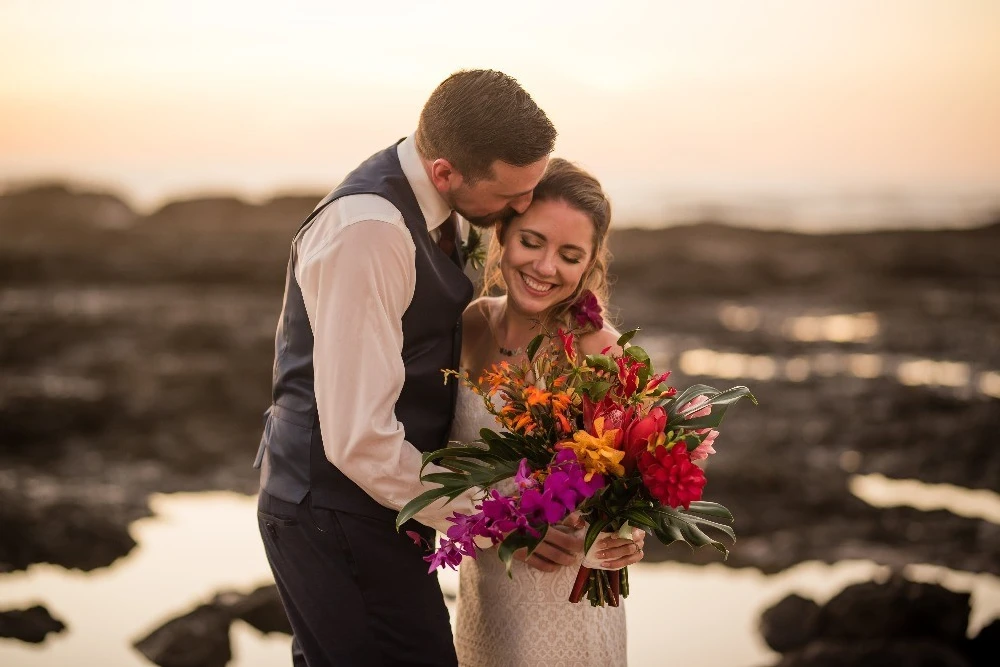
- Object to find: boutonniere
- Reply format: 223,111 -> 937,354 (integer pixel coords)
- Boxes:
461,227 -> 486,271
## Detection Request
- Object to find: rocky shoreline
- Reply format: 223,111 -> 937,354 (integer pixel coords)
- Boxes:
130,573 -> 1000,667
2,183 -> 998,660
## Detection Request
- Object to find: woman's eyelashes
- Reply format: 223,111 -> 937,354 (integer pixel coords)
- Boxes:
518,236 -> 584,264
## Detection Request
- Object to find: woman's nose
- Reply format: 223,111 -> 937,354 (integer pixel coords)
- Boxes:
535,252 -> 557,277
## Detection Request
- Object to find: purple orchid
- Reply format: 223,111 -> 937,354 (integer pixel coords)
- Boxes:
514,458 -> 538,490
445,513 -> 486,555
549,448 -> 607,499
477,489 -> 535,537
423,537 -> 468,573
419,456 -> 609,573
519,486 -> 569,525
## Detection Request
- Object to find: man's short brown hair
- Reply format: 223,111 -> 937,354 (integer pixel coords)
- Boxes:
415,69 -> 557,183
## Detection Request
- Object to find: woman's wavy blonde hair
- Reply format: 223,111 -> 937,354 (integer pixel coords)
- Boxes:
480,158 -> 613,331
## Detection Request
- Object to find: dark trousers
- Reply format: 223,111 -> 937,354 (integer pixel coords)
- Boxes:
257,491 -> 458,667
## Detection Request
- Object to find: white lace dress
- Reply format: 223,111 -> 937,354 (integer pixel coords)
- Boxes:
450,385 -> 628,667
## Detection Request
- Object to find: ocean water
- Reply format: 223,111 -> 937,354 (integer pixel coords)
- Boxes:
1,485 -> 997,667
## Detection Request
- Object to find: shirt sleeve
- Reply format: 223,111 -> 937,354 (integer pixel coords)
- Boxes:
295,211 -> 479,534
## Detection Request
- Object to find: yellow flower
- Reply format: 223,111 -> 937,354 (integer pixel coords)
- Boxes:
557,417 -> 626,480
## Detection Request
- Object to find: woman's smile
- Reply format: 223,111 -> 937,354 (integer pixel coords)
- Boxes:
520,272 -> 557,295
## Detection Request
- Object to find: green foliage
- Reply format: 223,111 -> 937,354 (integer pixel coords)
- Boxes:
525,334 -> 545,362
658,384 -> 758,432
396,439 -> 522,528
616,328 -> 639,347
498,524 -> 547,576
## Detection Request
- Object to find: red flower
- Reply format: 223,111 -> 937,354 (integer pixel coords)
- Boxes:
557,328 -> 576,361
638,443 -> 706,509
622,406 -> 666,472
644,371 -> 673,394
571,290 -> 604,330
615,356 -> 646,397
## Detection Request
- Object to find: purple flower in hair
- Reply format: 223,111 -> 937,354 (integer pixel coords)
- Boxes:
571,290 -> 604,330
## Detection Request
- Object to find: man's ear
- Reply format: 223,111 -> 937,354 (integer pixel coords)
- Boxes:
429,158 -> 462,193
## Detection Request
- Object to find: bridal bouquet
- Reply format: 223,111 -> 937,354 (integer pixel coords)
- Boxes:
397,307 -> 755,607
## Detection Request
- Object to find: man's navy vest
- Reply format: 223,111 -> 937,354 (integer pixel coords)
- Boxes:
253,141 -> 473,520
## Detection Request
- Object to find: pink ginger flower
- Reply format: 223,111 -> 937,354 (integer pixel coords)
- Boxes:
690,429 -> 719,461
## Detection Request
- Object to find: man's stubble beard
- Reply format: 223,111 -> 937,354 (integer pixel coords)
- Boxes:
461,206 -> 517,229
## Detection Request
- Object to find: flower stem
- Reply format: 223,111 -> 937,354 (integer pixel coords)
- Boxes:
568,565 -> 591,604
608,569 -> 620,607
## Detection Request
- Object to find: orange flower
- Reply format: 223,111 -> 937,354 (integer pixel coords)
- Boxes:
513,412 -> 535,432
525,386 -> 552,407
556,417 -> 626,480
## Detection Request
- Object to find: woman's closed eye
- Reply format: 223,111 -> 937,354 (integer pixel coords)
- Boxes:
519,234 -> 585,265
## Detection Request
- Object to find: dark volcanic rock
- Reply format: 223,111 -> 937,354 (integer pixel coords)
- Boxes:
819,576 -> 970,643
761,577 -> 993,667
0,604 -> 66,643
0,183 -> 136,233
213,584 -> 291,635
134,585 -> 292,667
133,604 -> 233,667
759,593 -> 821,652
0,487 -> 140,573
966,618 -> 1000,667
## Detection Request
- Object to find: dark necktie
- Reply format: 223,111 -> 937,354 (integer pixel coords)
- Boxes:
436,213 -> 458,259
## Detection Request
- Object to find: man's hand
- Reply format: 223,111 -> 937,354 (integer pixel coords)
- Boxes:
513,524 -> 585,573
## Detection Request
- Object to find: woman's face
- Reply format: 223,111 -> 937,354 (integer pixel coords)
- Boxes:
499,198 -> 595,318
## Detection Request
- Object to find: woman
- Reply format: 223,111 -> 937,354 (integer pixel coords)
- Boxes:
451,159 -> 645,666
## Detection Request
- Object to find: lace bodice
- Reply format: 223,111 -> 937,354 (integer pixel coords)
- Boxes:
449,384 -> 628,667
450,381 -> 501,446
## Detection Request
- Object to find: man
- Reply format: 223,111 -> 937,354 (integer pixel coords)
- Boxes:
254,70 -> 583,666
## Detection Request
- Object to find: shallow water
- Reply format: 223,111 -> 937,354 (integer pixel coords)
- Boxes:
1,489 -> 997,667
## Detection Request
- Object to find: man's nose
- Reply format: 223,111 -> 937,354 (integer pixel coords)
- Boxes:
510,193 -> 532,215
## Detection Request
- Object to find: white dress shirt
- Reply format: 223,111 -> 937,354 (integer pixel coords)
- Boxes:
293,135 -> 475,534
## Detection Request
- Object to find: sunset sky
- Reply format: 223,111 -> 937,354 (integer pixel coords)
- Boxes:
1,0 -> 999,221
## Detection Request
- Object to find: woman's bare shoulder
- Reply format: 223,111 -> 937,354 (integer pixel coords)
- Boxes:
462,296 -> 500,338
578,321 -> 624,357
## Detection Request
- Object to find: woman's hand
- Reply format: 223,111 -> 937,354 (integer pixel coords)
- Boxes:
593,527 -> 646,569
515,524 -> 584,572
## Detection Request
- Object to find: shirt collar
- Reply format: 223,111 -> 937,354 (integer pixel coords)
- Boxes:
397,134 -> 456,235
